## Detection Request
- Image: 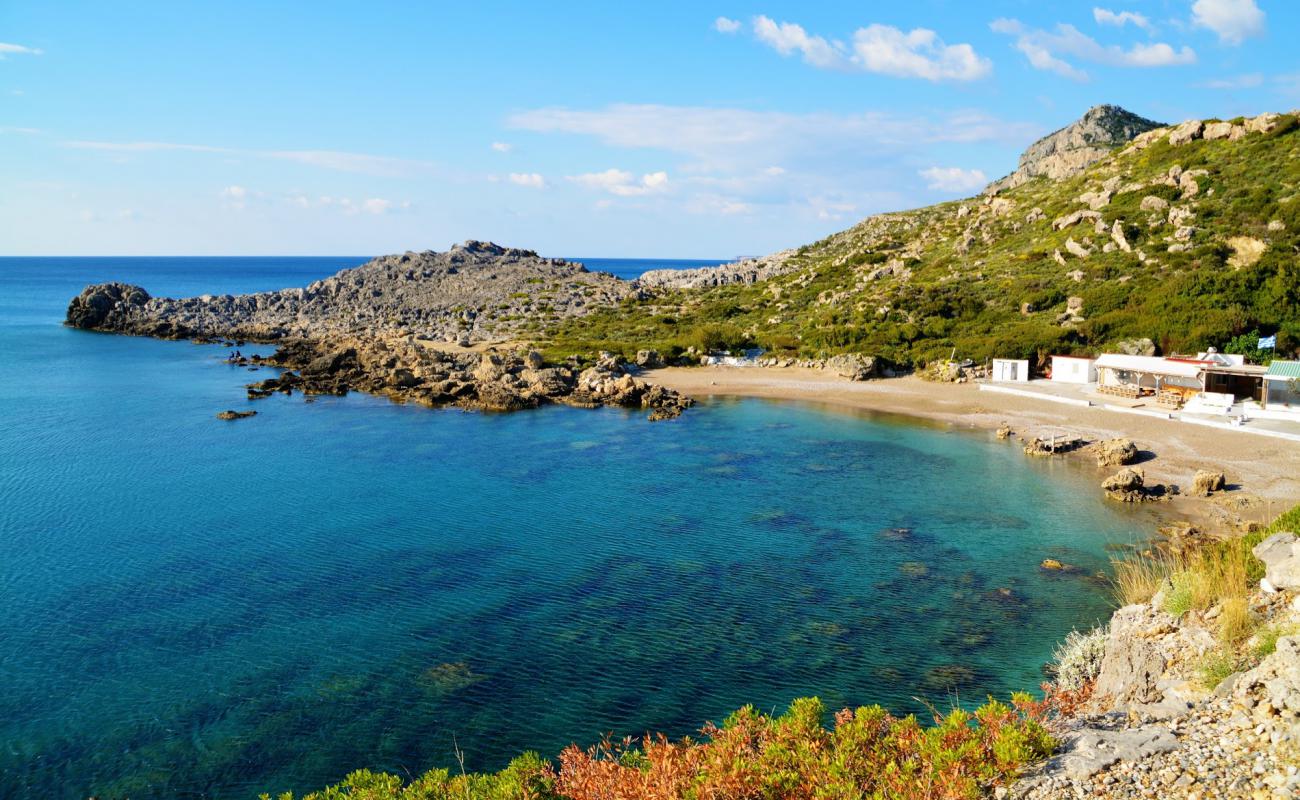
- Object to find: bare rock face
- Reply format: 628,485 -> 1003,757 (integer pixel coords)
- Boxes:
988,105 -> 1164,192
1091,604 -> 1170,707
66,283 -> 153,331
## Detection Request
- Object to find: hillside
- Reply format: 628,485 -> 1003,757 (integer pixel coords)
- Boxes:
539,106 -> 1300,370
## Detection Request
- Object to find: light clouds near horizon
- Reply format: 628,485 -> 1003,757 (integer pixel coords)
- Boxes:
0,0 -> 1291,257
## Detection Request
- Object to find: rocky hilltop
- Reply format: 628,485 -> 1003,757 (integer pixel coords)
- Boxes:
66,242 -> 691,419
988,104 -> 1164,193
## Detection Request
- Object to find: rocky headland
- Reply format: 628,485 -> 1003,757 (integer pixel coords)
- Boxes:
65,241 -> 692,420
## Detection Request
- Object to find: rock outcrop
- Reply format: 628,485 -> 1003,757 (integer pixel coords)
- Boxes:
66,242 -> 694,421
1254,532 -> 1300,592
637,249 -> 798,290
988,105 -> 1164,193
67,241 -> 634,344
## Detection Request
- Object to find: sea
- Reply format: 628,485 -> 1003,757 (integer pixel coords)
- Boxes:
0,256 -> 1158,799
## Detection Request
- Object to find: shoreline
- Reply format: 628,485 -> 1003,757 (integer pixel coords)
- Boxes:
646,366 -> 1300,532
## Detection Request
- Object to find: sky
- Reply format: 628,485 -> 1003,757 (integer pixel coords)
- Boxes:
1,0 -> 1296,257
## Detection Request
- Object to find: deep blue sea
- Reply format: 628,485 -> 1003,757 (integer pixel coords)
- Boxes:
0,257 -> 1159,800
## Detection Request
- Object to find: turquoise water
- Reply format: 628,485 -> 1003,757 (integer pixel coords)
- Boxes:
0,258 -> 1155,800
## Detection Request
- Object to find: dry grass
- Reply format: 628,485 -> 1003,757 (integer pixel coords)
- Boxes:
1110,540 -> 1253,645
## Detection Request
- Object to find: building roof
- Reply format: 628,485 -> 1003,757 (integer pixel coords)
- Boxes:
1051,355 -> 1095,362
1094,353 -> 1204,379
1265,361 -> 1300,380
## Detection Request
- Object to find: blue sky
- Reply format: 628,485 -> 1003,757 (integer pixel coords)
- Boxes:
1,1 -> 1295,257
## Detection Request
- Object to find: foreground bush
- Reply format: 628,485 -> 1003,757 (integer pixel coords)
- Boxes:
262,696 -> 1056,800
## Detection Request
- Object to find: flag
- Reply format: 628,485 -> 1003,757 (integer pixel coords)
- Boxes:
1258,335 -> 1276,349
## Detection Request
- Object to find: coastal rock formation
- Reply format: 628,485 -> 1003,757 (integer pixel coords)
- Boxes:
215,409 -> 257,420
1101,467 -> 1169,502
66,242 -> 694,420
67,241 -> 634,344
988,105 -> 1164,192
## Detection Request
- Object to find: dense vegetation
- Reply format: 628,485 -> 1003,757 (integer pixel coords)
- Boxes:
537,115 -> 1300,370
261,695 -> 1058,800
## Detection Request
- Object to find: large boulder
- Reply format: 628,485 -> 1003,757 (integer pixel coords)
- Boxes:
1095,438 -> 1138,467
825,353 -> 878,381
1191,469 -> 1226,497
1254,532 -> 1300,592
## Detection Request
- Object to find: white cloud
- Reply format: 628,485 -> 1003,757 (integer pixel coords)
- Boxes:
850,24 -> 992,81
220,185 -> 248,210
0,42 -> 43,58
1198,73 -> 1264,89
991,19 -> 1195,81
750,16 -> 990,81
752,16 -> 845,69
713,16 -> 742,34
508,172 -> 547,189
510,104 -> 1037,168
0,125 -> 39,135
1093,8 -> 1152,31
686,193 -> 754,216
491,141 -> 513,153
361,198 -> 395,214
567,168 -> 671,197
61,140 -> 435,177
919,166 -> 987,192
1192,0 -> 1265,46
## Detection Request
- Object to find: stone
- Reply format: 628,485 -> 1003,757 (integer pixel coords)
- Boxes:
1227,236 -> 1267,268
634,349 -> 663,369
1049,725 -> 1179,782
1191,469 -> 1226,496
1253,533 -> 1300,591
1065,237 -> 1092,259
1246,113 -> 1280,134
1052,209 -> 1103,231
824,353 -> 878,381
216,409 -> 257,420
1111,220 -> 1132,253
1203,121 -> 1234,140
1096,438 -> 1139,467
1140,195 -> 1169,212
1168,119 -> 1205,146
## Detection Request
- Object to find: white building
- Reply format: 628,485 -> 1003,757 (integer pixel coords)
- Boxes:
1264,361 -> 1300,411
991,358 -> 1030,383
1050,356 -> 1096,384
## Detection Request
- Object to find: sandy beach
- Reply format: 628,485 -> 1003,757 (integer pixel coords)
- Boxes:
646,366 -> 1300,531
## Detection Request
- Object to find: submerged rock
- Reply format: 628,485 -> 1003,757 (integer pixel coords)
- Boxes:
216,409 -> 257,420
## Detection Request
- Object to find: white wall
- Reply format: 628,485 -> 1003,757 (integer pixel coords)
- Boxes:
1051,357 -> 1096,384
992,359 -> 1029,383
